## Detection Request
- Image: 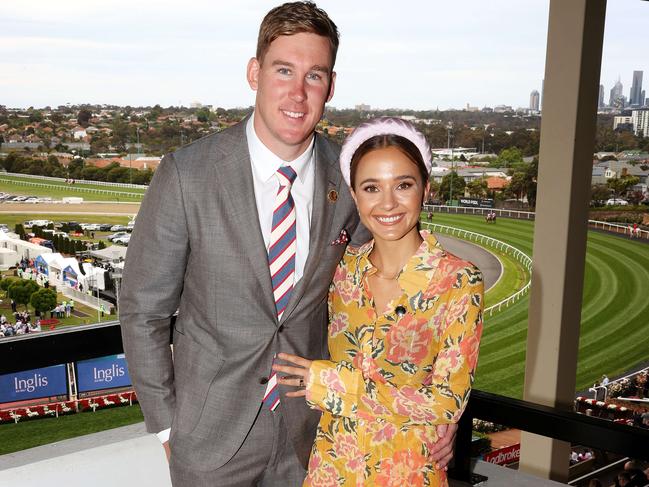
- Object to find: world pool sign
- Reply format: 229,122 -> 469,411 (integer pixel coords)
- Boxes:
0,365 -> 68,403
76,354 -> 131,392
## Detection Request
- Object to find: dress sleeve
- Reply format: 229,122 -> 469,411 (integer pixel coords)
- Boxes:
306,268 -> 484,427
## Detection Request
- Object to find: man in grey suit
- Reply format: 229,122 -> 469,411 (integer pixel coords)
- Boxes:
120,2 -> 456,485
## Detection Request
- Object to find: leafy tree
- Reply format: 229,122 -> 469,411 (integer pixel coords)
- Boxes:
523,157 -> 539,207
607,176 -> 640,199
590,184 -> 611,206
439,171 -> 466,201
467,178 -> 488,197
14,224 -> 26,239
77,109 -> 92,127
627,190 -> 644,205
97,240 -> 107,250
196,107 -> 211,123
495,147 -> 523,167
28,110 -> 43,123
0,277 -> 21,293
508,171 -> 528,202
30,288 -> 57,316
8,280 -> 40,309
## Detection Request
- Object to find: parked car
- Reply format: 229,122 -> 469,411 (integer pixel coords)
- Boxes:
99,223 -> 114,231
24,219 -> 53,228
81,223 -> 102,231
110,224 -> 129,232
107,231 -> 130,242
605,198 -> 628,206
113,234 -> 131,246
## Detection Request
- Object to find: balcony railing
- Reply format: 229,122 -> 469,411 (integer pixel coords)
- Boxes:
2,323 -> 649,483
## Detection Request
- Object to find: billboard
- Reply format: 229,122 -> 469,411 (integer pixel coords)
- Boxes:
0,365 -> 68,403
459,197 -> 495,208
76,354 -> 131,392
484,443 -> 521,465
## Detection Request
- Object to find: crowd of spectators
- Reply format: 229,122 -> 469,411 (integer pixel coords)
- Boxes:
0,312 -> 41,338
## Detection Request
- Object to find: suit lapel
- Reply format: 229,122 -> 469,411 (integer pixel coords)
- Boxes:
217,122 -> 277,320
281,135 -> 341,323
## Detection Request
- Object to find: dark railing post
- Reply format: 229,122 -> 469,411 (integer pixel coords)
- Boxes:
449,404 -> 474,482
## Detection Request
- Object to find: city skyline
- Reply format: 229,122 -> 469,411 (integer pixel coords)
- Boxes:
2,0 -> 648,110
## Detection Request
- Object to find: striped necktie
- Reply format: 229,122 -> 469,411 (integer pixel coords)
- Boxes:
262,165 -> 297,411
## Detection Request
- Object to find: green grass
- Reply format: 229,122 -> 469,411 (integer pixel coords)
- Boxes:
0,174 -> 144,202
0,404 -> 144,455
422,213 -> 649,399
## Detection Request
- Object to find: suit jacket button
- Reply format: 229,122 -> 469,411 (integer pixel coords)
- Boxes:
278,325 -> 284,333
259,377 -> 269,385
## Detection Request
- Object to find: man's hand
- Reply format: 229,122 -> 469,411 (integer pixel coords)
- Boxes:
163,441 -> 171,462
430,423 -> 458,470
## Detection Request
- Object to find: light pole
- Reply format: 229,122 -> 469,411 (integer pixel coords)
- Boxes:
482,124 -> 490,154
447,123 -> 454,206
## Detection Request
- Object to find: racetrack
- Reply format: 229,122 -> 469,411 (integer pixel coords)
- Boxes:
427,213 -> 649,399
435,234 -> 502,292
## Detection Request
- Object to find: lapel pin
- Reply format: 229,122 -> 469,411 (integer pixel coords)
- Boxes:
327,189 -> 338,203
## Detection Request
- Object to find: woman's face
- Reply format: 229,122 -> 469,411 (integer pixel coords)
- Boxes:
351,145 -> 428,244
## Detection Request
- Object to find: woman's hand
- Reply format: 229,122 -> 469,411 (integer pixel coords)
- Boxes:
273,353 -> 313,398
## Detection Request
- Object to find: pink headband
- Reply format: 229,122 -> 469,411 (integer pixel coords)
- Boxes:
339,117 -> 432,187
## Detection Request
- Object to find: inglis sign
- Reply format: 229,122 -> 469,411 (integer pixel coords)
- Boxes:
0,365 -> 68,403
76,354 -> 132,392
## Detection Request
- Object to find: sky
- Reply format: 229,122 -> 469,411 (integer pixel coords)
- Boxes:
1,0 -> 648,110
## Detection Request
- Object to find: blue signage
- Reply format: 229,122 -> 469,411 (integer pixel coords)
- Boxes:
0,365 -> 68,403
76,354 -> 131,392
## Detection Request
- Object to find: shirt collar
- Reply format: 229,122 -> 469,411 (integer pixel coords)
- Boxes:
355,230 -> 447,297
246,112 -> 315,184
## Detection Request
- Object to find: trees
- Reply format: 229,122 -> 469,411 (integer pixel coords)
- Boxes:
494,147 -> 524,167
8,280 -> 40,310
590,184 -> 610,206
607,175 -> 640,199
77,109 -> 92,128
30,288 -> 57,316
467,178 -> 488,198
439,171 -> 466,201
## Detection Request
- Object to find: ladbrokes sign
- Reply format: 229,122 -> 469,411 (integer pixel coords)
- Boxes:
484,443 -> 521,465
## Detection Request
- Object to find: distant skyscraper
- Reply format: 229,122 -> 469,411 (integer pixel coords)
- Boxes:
609,77 -> 624,107
530,90 -> 540,111
598,84 -> 605,108
630,70 -> 643,106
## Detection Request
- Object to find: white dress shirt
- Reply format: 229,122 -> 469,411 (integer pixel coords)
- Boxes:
246,112 -> 315,284
157,113 -> 316,444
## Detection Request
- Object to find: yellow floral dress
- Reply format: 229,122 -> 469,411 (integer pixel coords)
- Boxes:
304,232 -> 484,487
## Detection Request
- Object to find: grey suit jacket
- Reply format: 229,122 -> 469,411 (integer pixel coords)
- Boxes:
119,119 -> 365,472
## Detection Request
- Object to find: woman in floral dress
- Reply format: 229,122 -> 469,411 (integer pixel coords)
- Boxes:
275,117 -> 484,487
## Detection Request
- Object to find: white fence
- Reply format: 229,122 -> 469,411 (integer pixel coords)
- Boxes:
2,171 -> 149,190
424,205 -> 649,240
422,222 -> 533,317
588,219 -> 649,240
0,178 -> 144,198
424,204 -> 536,220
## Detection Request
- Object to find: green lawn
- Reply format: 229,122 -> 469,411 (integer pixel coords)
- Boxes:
0,174 -> 144,202
0,404 -> 144,455
424,213 -> 649,399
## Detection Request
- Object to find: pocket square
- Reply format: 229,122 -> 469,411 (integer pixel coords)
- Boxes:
330,229 -> 350,246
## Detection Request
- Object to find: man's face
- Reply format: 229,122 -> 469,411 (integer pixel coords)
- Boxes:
247,32 -> 336,161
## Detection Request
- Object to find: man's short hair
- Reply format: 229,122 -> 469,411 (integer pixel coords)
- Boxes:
256,1 -> 339,69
